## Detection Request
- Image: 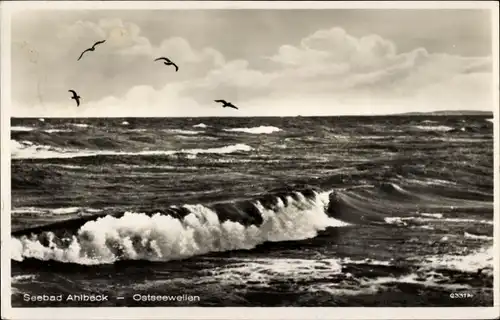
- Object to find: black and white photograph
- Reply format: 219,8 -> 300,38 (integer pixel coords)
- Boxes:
1,1 -> 499,319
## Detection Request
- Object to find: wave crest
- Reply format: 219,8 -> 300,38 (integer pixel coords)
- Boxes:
11,140 -> 252,160
193,123 -> 208,128
11,191 -> 347,265
224,126 -> 281,134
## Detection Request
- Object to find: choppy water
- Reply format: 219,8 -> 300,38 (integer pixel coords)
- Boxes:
10,115 -> 494,306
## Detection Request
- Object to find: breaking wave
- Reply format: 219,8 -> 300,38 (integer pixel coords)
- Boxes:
11,139 -> 253,160
224,126 -> 282,134
11,190 -> 348,265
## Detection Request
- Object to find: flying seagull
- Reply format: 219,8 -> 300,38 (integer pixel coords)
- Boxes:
77,40 -> 106,61
154,57 -> 179,72
215,100 -> 238,110
68,90 -> 81,107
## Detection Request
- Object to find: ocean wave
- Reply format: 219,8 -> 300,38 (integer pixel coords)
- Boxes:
122,121 -> 129,125
71,123 -> 89,128
11,126 -> 34,132
12,274 -> 37,284
411,225 -> 434,230
464,232 -> 493,240
43,129 -> 73,133
11,139 -> 252,160
193,123 -> 208,128
10,191 -> 348,265
12,206 -> 103,217
384,215 -> 493,226
419,213 -> 443,218
413,125 -> 454,132
224,126 -> 281,134
486,119 -> 493,123
163,129 -> 201,135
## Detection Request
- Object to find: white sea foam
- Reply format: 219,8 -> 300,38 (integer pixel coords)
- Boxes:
11,126 -> 34,132
170,255 -> 471,297
420,246 -> 493,275
464,232 -> 493,240
224,126 -> 281,134
51,207 -> 82,214
122,121 -> 129,125
54,164 -> 84,169
193,123 -> 208,128
11,139 -> 253,159
309,272 -> 473,296
413,125 -> 453,132
411,225 -> 435,230
43,129 -> 72,133
384,216 -> 493,226
342,257 -> 392,266
11,191 -> 348,264
420,213 -> 443,219
486,119 -> 493,123
11,207 -> 45,215
38,118 -> 45,122
12,274 -> 37,284
71,123 -> 89,128
206,258 -> 343,286
12,206 -> 102,216
164,129 -> 201,135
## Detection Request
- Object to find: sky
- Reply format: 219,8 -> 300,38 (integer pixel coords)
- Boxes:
10,8 -> 495,117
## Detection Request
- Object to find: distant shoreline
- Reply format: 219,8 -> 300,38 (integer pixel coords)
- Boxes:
394,110 -> 493,116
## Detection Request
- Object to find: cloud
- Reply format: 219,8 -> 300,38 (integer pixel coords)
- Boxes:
12,20 -> 493,117
12,17 -> 226,114
187,26 -> 493,115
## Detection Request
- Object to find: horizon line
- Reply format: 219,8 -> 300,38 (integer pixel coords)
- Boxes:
10,112 -> 494,119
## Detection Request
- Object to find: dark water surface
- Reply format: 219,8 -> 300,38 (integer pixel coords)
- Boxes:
10,115 -> 494,307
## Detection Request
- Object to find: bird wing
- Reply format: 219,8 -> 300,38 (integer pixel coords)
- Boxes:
77,49 -> 91,60
68,90 -> 77,96
154,57 -> 168,62
214,100 -> 227,104
92,40 -> 106,48
229,104 -> 239,110
75,98 -> 80,107
172,63 -> 179,72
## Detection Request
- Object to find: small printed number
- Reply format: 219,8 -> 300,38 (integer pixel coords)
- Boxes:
449,292 -> 474,299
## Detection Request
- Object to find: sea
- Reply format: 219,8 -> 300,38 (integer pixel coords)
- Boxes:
9,115 -> 495,307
